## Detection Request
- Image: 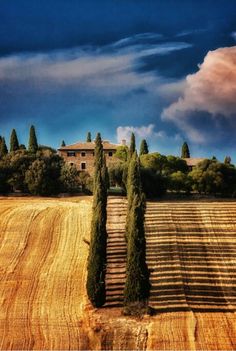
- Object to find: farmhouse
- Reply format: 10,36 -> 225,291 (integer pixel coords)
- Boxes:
183,157 -> 206,171
58,140 -> 124,175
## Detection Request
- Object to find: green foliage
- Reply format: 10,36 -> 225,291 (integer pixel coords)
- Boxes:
140,168 -> 167,198
224,156 -> 231,164
19,144 -> 26,150
190,159 -> 236,196
86,133 -> 107,307
124,152 -> 149,308
10,129 -> 19,152
129,132 -> 136,159
28,125 -> 38,153
139,139 -> 149,156
78,171 -> 93,193
168,171 -> 192,193
0,137 -> 8,158
181,142 -> 190,158
61,140 -> 66,147
25,154 -> 62,195
87,132 -> 92,142
114,145 -> 129,162
108,162 -> 126,188
60,163 -> 79,193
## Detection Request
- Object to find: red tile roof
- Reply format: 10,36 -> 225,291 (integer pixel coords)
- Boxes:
183,157 -> 206,167
58,141 -> 119,151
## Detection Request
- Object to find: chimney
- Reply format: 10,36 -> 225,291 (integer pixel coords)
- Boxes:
121,139 -> 126,146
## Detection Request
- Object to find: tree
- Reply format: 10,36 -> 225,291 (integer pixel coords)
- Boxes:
139,139 -> 149,156
19,144 -> 26,150
129,133 -> 136,158
87,132 -> 92,142
86,133 -> 108,307
0,137 -> 8,158
224,156 -> 231,165
28,125 -> 38,153
61,140 -> 66,147
124,152 -> 149,310
169,171 -> 192,194
60,163 -> 79,193
10,129 -> 19,152
114,145 -> 129,162
181,142 -> 190,158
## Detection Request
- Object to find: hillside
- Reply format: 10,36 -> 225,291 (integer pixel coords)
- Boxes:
0,197 -> 236,349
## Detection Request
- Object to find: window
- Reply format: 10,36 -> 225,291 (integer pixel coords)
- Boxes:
108,151 -> 113,157
70,163 -> 74,166
81,162 -> 86,170
81,152 -> 86,157
67,151 -> 76,157
92,152 -> 95,156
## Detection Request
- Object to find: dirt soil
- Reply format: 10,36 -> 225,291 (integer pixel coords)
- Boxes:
0,196 -> 236,350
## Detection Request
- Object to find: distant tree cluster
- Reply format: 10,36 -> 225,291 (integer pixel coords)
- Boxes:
0,126 -> 92,195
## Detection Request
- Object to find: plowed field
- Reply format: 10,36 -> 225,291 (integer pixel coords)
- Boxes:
0,196 -> 236,350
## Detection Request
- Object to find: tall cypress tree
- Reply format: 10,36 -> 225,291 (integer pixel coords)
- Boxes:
87,132 -> 92,142
129,132 -> 136,158
61,140 -> 66,147
10,129 -> 19,152
86,133 -> 108,307
0,137 -> 8,158
181,142 -> 190,158
139,139 -> 149,156
124,151 -> 149,309
28,125 -> 38,153
122,132 -> 136,189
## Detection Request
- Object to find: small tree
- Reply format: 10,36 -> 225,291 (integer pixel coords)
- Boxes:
61,140 -> 66,147
10,129 -> 19,152
139,139 -> 149,156
87,132 -> 92,142
86,133 -> 108,307
60,163 -> 79,193
181,142 -> 190,158
28,125 -> 38,153
0,137 -> 8,158
224,156 -> 231,165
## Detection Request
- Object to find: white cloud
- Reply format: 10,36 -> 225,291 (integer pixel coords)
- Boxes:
116,124 -> 182,146
162,46 -> 236,143
0,36 -> 192,97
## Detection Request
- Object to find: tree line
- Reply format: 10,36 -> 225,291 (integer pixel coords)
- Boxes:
0,126 -> 92,195
110,141 -> 236,198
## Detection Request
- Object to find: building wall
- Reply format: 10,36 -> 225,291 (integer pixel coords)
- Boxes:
59,149 -> 117,175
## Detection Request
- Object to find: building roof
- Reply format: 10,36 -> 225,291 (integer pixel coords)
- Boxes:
183,157 -> 206,167
58,141 -> 119,151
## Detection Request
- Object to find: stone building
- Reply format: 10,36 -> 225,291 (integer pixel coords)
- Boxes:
183,157 -> 206,171
58,140 -> 123,175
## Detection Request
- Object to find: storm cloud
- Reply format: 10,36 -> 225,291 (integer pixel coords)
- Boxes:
162,46 -> 236,144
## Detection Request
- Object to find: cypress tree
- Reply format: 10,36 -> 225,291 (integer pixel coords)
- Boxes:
224,156 -> 231,164
86,133 -> 108,307
10,129 -> 19,152
61,140 -> 66,147
129,133 -> 136,158
139,139 -> 149,156
28,125 -> 38,153
87,132 -> 92,142
0,137 -> 8,158
124,152 -> 149,309
181,142 -> 190,158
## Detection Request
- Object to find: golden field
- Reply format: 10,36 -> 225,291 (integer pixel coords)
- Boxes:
0,196 -> 236,350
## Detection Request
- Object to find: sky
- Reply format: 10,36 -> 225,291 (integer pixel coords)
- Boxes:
0,0 -> 236,161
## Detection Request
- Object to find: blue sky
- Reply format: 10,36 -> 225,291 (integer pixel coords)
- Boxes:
0,0 -> 236,160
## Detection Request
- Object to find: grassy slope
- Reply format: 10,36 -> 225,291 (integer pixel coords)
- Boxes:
0,197 -> 236,350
